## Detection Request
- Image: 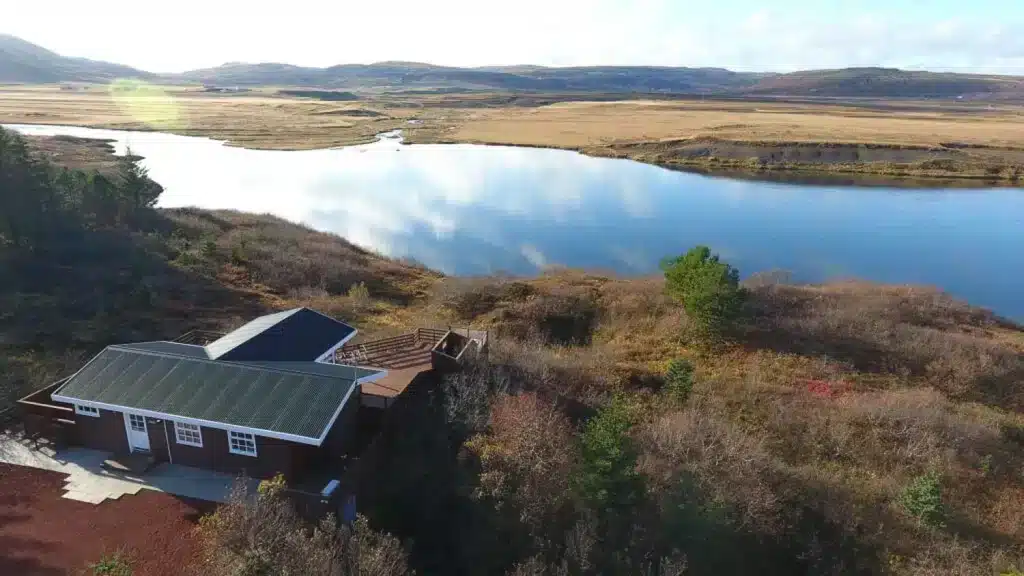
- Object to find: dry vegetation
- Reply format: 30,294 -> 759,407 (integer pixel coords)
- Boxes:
409,99 -> 1024,181
3,85 -> 1024,179
419,269 -> 1024,574
0,85 -> 417,149
6,129 -> 1024,574
7,191 -> 1024,572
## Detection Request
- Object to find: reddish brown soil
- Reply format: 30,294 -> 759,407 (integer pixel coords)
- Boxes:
0,463 -> 215,576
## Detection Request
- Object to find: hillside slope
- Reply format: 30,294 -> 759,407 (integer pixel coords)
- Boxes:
177,61 -> 768,93
3,35 -> 1022,99
744,67 -> 1024,99
0,34 -> 151,83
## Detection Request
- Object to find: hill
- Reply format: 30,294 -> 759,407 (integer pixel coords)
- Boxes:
169,61 -> 1024,99
743,67 -> 1024,99
0,34 -> 151,83
2,35 -> 1022,99
177,61 -> 768,93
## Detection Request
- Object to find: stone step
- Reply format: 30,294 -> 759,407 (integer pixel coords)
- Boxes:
62,489 -> 108,505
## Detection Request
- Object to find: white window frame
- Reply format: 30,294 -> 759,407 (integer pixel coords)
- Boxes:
174,421 -> 203,447
75,404 -> 100,417
128,413 -> 147,432
228,430 -> 257,457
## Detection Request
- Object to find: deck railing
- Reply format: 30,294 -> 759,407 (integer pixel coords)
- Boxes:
16,377 -> 77,447
17,377 -> 73,415
416,327 -> 449,347
336,327 -> 452,365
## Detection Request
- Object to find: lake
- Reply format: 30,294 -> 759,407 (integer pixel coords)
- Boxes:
7,123 -> 1024,320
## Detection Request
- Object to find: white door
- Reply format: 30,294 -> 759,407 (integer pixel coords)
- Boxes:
124,413 -> 150,452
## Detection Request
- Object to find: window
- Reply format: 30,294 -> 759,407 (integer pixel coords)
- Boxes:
75,404 -> 100,417
174,422 -> 203,447
128,413 -> 147,432
228,431 -> 257,457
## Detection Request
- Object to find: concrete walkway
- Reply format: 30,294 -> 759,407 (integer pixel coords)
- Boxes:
0,432 -> 255,504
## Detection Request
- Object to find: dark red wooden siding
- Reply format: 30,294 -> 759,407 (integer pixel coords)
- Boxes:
73,408 -> 129,454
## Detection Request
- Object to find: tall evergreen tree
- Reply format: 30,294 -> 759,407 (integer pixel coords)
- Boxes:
118,147 -> 162,210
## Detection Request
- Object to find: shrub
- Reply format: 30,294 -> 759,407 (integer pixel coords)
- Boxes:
89,550 -> 132,576
257,472 -> 287,496
465,392 -> 577,548
230,238 -> 248,264
174,250 -> 202,268
664,358 -> 695,404
661,246 -> 745,342
198,478 -> 411,575
436,277 -> 535,320
1001,423 -> 1024,447
200,236 -> 218,259
899,471 -> 945,528
575,396 -> 643,515
348,281 -> 371,305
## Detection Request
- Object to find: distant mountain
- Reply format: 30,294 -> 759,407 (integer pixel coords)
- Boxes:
741,67 -> 1024,99
175,61 -> 770,93
167,61 -> 1024,99
2,35 -> 1022,100
0,34 -> 151,83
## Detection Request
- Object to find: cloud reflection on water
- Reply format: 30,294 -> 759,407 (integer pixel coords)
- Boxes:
5,123 -> 1024,320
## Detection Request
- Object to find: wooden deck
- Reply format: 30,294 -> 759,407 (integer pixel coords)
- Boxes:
337,329 -> 448,406
360,342 -> 434,399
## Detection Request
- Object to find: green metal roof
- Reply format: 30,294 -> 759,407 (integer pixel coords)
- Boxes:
237,362 -> 384,381
119,341 -> 212,358
52,344 -> 375,443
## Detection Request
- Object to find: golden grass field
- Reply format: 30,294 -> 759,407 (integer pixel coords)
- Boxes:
0,85 -> 414,149
413,99 -> 1024,148
2,84 -> 1023,179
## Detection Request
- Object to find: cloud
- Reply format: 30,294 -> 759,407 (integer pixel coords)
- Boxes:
5,0 -> 1023,73
681,12 -> 1024,74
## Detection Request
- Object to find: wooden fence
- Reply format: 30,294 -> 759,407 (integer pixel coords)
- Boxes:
16,378 -> 77,448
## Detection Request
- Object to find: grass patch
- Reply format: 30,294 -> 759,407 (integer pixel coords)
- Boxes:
3,86 -> 1023,179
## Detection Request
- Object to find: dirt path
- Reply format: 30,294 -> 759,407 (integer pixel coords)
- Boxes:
0,463 -> 214,576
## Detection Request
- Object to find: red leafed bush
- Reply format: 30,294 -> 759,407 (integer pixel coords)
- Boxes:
466,393 -> 577,539
805,379 -> 849,398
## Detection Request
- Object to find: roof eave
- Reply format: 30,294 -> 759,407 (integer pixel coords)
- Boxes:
51,393 -> 327,446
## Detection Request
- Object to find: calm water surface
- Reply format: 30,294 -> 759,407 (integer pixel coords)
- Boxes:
8,123 -> 1024,320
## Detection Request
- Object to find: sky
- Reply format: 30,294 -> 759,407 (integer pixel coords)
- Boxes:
3,0 -> 1022,74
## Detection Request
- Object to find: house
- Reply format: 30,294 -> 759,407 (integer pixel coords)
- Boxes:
31,308 -> 387,481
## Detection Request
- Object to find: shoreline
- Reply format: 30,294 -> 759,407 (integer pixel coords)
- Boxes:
9,119 -> 1022,187
414,136 -> 1024,185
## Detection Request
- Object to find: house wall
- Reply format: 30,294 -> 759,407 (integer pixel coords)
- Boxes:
161,421 -> 300,480
74,408 -> 129,454
322,387 -> 361,458
65,390 -> 362,482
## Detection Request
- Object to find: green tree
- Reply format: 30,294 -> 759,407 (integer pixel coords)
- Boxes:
899,470 -> 945,528
574,397 -> 649,575
117,147 -> 163,210
661,246 -> 745,341
83,172 -> 120,227
576,396 -> 643,515
664,358 -> 695,404
0,128 -> 56,249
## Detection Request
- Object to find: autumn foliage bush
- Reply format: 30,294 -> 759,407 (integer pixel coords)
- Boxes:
197,478 -> 410,576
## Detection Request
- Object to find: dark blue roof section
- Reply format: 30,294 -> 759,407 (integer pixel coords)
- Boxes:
206,308 -> 356,362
